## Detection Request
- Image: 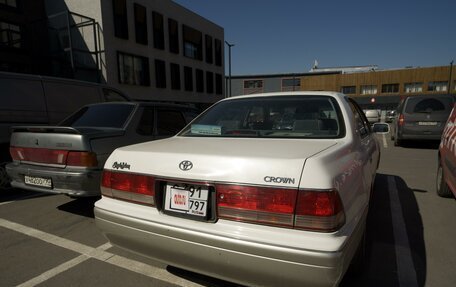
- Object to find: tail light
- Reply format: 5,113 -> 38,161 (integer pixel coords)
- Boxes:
9,147 -> 98,167
101,170 -> 155,206
398,114 -> 405,126
67,151 -> 98,167
217,184 -> 345,232
100,169 -> 345,232
294,189 -> 345,232
217,184 -> 297,227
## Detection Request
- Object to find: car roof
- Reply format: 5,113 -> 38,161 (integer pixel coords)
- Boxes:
82,101 -> 198,110
224,91 -> 345,101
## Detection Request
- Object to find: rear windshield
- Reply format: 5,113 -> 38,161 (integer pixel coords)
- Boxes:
60,104 -> 135,128
179,96 -> 344,138
405,96 -> 454,114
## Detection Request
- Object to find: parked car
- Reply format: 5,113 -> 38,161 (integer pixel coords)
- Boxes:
437,103 -> 456,198
6,102 -> 198,197
95,92 -> 381,287
364,109 -> 380,124
391,95 -> 454,146
385,110 -> 396,122
0,71 -> 130,189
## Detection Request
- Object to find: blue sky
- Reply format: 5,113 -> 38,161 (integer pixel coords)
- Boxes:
173,0 -> 456,76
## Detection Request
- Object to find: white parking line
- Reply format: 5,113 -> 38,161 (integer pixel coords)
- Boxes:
0,218 -> 203,287
382,134 -> 388,148
387,176 -> 418,286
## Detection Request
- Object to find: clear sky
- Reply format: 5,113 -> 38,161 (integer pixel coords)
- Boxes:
173,0 -> 456,76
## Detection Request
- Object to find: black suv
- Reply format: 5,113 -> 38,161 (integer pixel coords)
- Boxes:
391,95 -> 454,146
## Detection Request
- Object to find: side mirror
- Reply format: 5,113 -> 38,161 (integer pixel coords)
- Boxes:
372,123 -> 390,134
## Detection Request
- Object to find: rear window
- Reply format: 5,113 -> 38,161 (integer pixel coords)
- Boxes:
405,97 -> 454,114
179,96 -> 344,139
60,104 -> 135,128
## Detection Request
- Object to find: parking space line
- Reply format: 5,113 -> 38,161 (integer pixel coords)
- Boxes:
0,218 -> 204,287
382,134 -> 388,148
387,176 -> 418,286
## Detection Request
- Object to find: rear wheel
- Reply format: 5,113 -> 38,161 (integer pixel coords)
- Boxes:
394,131 -> 402,146
0,162 -> 11,190
437,162 -> 453,197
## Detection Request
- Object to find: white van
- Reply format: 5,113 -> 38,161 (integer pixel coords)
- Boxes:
0,71 -> 130,189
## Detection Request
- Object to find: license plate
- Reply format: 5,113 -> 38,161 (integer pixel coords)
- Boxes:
418,121 -> 437,126
164,183 -> 209,217
24,175 -> 52,188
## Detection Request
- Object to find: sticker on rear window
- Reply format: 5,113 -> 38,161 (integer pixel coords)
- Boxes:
191,124 -> 222,135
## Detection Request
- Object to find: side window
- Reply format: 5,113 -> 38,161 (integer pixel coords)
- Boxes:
103,88 -> 129,102
157,109 -> 187,136
137,107 -> 154,135
348,99 -> 370,138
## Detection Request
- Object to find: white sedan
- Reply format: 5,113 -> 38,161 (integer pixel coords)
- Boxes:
95,92 -> 380,287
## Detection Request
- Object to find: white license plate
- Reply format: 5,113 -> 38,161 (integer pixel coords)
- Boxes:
418,121 -> 437,126
24,175 -> 52,188
164,183 -> 209,217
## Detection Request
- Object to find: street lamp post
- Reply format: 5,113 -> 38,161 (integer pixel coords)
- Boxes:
225,41 -> 234,97
449,60 -> 454,95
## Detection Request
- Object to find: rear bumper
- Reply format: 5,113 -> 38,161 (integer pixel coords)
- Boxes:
95,197 -> 366,287
6,162 -> 101,197
398,126 -> 444,140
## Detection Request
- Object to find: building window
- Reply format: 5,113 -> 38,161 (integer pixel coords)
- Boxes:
404,82 -> 423,93
360,85 -> 377,95
341,86 -> 356,94
168,18 -> 179,54
244,79 -> 263,94
184,66 -> 193,92
155,59 -> 166,88
152,11 -> 164,50
282,78 -> 301,91
112,0 -> 128,39
206,71 -> 214,94
381,83 -> 399,93
215,73 -> 223,95
196,69 -> 204,92
205,35 -> 213,64
134,4 -> 147,45
170,63 -> 181,90
215,39 -> 222,66
0,21 -> 21,48
118,52 -> 150,86
183,25 -> 202,60
428,81 -> 448,92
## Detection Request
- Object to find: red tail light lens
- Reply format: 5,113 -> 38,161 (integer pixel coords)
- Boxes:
67,151 -> 98,167
295,189 -> 345,232
101,170 -> 155,206
10,147 -> 98,167
217,185 -> 345,232
398,114 -> 405,126
217,184 -> 297,227
10,146 -> 68,165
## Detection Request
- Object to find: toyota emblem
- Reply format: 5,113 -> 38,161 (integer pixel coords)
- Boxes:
179,160 -> 193,171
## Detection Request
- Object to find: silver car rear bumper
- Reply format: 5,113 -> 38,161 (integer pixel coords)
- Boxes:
6,162 -> 101,197
95,197 -> 365,287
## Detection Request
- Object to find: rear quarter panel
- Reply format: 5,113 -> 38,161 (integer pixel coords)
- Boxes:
439,104 -> 456,195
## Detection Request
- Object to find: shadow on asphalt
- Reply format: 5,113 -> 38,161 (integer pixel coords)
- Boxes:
0,188 -> 53,203
397,140 -> 440,150
340,173 -> 426,287
53,173 -> 426,287
57,196 -> 100,218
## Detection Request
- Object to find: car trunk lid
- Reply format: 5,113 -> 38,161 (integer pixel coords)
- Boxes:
107,136 -> 338,188
9,126 -> 124,167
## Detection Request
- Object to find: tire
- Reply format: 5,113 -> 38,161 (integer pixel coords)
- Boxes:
0,162 -> 11,190
394,135 -> 401,146
436,162 -> 453,198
